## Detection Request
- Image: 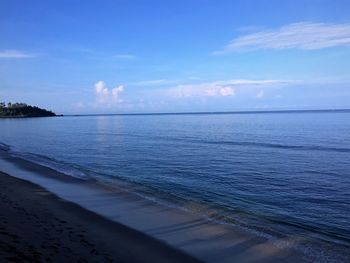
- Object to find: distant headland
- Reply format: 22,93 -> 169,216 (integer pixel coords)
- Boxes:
0,102 -> 59,118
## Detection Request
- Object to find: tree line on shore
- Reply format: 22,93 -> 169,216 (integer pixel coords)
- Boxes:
0,102 -> 57,117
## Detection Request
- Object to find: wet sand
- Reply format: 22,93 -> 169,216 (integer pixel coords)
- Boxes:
0,171 -> 200,263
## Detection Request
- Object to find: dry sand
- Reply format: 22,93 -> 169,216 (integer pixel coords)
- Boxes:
0,171 -> 200,263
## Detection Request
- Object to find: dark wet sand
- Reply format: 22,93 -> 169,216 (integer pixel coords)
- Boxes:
0,171 -> 200,263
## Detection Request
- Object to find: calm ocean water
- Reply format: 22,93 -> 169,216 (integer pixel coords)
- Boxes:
1,111 -> 350,258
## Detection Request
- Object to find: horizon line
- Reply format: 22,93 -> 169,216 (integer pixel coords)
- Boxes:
62,108 -> 350,117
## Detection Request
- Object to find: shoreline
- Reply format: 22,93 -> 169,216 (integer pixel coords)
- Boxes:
0,115 -> 63,119
0,149 -> 310,262
0,171 -> 199,263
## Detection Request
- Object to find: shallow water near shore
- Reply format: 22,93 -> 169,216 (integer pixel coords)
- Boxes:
1,111 -> 350,261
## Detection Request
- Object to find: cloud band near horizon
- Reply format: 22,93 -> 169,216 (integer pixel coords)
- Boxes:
0,50 -> 34,58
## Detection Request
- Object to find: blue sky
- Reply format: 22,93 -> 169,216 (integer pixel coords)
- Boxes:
1,0 -> 350,114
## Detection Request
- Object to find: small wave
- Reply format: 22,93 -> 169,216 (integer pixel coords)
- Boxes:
1,142 -> 91,180
75,131 -> 350,153
0,142 -> 11,152
131,134 -> 350,153
19,153 -> 91,179
183,139 -> 350,153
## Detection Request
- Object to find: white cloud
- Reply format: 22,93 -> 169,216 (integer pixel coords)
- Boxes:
0,50 -> 34,58
95,81 -> 109,95
167,79 -> 287,98
111,85 -> 124,100
167,82 -> 235,98
168,84 -> 234,98
214,22 -> 350,54
95,81 -> 124,105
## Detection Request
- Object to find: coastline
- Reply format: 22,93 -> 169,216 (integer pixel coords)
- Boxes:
0,171 -> 199,263
0,115 -> 63,119
0,149 -> 308,262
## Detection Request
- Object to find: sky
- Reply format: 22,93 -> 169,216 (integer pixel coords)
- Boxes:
1,0 -> 350,114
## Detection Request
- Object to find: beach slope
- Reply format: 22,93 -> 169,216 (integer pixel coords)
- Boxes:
0,171 -> 200,263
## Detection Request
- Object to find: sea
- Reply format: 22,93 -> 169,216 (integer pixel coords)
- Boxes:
1,110 -> 350,261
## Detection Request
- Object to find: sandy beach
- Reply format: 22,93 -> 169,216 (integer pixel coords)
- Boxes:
0,171 -> 201,263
